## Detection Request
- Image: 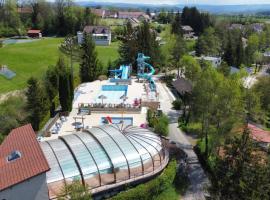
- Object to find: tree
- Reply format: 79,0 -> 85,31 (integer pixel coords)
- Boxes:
171,11 -> 182,35
211,128 -> 270,200
170,35 -> 186,77
57,57 -> 72,112
181,6 -> 212,35
59,35 -> 80,76
235,34 -> 244,67
118,21 -> 138,67
0,95 -> 28,141
253,51 -> 263,73
245,33 -> 259,66
223,32 -> 234,66
195,27 -> 221,56
79,32 -> 100,82
58,180 -> 92,200
136,21 -> 162,69
44,66 -> 58,117
218,61 -> 231,77
146,8 -> 151,17
121,21 -> 163,71
26,77 -> 48,130
55,0 -> 68,36
192,66 -> 244,157
179,55 -> 201,82
107,59 -> 113,77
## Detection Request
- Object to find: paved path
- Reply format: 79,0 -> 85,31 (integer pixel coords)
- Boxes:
157,81 -> 209,200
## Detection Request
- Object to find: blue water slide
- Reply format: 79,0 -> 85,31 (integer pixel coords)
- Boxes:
121,65 -> 129,80
109,65 -> 130,80
136,53 -> 156,91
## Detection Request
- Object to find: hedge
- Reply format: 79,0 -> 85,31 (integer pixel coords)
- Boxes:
110,159 -> 177,200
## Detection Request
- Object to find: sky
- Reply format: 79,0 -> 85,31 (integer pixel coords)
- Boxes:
88,0 -> 270,5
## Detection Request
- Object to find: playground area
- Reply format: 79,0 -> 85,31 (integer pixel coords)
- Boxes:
0,65 -> 16,79
41,53 -> 161,141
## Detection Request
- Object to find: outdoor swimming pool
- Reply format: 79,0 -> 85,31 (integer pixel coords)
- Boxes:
101,117 -> 133,126
2,39 -> 40,45
95,85 -> 128,104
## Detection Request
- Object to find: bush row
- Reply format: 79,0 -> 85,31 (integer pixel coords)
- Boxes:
110,159 -> 177,200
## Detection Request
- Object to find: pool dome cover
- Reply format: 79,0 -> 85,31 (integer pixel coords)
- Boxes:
40,124 -> 167,198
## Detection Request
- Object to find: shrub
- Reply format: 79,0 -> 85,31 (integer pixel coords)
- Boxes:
172,99 -> 182,110
147,110 -> 169,136
98,75 -> 108,81
181,122 -> 201,136
110,160 -> 177,200
147,109 -> 156,128
154,114 -> 169,136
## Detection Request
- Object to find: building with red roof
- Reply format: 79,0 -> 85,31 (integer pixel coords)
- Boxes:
27,29 -> 42,38
248,123 -> 270,149
0,124 -> 50,200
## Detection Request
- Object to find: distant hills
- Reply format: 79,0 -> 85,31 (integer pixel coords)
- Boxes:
76,1 -> 270,14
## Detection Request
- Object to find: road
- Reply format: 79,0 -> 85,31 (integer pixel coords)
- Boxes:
157,81 -> 209,200
244,65 -> 270,88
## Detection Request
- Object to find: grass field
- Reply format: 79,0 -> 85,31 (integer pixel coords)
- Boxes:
0,38 -> 119,94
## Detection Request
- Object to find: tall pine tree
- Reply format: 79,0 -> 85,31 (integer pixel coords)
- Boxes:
57,57 -> 72,112
80,32 -> 100,82
171,11 -> 182,35
236,34 -> 244,67
224,33 -> 234,66
44,66 -> 58,117
26,77 -> 49,131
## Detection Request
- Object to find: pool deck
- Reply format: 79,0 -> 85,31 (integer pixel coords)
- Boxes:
41,78 -> 156,141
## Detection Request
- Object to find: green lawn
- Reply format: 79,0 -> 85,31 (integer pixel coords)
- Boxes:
0,38 -> 119,94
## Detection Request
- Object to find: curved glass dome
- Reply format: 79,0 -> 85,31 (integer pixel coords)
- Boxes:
40,124 -> 167,198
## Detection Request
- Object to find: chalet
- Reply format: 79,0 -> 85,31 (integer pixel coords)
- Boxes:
181,25 -> 195,40
27,29 -> 42,38
104,10 -> 118,18
172,77 -> 193,96
118,11 -> 150,21
249,23 -> 264,33
229,23 -> 244,30
77,26 -> 111,46
91,8 -> 105,18
198,56 -> 222,68
181,25 -> 193,35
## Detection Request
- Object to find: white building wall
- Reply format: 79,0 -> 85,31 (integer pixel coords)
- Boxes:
77,32 -> 111,46
0,173 -> 49,200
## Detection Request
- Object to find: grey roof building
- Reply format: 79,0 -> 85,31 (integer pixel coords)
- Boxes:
77,26 -> 111,46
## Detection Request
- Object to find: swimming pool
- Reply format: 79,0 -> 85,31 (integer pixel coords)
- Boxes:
101,117 -> 133,126
95,85 -> 128,104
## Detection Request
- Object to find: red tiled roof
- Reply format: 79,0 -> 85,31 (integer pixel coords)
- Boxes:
248,123 -> 270,143
118,11 -> 147,18
0,124 -> 50,191
27,29 -> 41,34
91,8 -> 105,17
17,7 -> 32,14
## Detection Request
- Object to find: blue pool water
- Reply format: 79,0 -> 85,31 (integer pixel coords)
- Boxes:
95,85 -> 128,104
102,85 -> 128,93
101,117 -> 133,126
